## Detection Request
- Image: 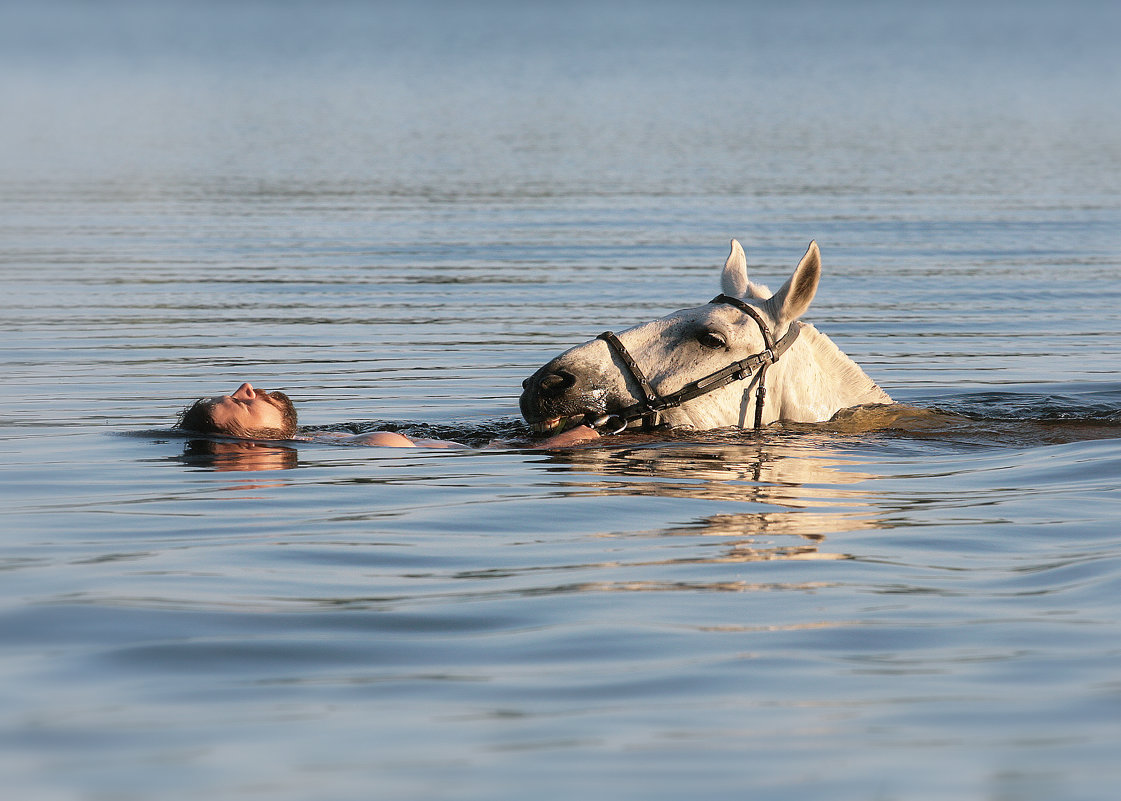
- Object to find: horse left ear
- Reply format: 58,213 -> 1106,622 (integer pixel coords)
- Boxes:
721,239 -> 749,298
771,241 -> 821,324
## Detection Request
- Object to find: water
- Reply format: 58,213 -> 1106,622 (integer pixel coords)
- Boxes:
2,1 -> 1121,799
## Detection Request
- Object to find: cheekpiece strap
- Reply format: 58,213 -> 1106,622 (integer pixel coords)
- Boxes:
598,331 -> 664,417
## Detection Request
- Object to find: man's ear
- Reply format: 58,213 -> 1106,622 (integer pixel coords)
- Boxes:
721,239 -> 749,297
768,241 -> 821,325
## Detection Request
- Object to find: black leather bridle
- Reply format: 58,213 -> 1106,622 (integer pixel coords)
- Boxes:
593,294 -> 802,432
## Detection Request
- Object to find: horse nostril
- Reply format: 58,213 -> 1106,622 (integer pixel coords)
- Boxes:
538,370 -> 576,397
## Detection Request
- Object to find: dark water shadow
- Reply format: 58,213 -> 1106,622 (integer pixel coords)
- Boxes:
303,418 -> 529,449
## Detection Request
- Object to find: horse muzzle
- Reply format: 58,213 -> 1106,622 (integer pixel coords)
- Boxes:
520,362 -> 616,434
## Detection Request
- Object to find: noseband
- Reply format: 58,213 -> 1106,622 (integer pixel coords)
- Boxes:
595,294 -> 801,432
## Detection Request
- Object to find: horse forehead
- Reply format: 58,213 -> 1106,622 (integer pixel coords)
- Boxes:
620,302 -> 771,339
621,304 -> 714,332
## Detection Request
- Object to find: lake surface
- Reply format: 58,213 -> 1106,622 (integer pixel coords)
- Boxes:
2,1 -> 1121,799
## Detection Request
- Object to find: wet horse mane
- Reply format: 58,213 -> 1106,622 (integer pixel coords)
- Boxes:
793,321 -> 887,399
748,279 -> 882,400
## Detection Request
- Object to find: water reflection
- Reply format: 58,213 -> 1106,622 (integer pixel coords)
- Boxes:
557,435 -> 873,503
179,438 -> 299,472
548,434 -> 880,563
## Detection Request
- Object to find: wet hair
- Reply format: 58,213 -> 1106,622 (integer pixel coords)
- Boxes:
177,390 -> 298,439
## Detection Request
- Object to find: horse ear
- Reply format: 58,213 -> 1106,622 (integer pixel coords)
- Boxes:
721,239 -> 749,297
770,241 -> 821,324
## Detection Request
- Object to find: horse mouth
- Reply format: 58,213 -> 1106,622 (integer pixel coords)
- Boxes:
530,413 -> 628,436
520,369 -> 621,435
530,414 -> 587,435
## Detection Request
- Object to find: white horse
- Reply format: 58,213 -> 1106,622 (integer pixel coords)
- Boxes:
520,239 -> 892,434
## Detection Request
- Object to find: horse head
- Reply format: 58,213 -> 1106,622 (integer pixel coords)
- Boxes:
520,239 -> 891,434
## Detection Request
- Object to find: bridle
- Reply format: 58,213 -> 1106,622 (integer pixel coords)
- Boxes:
593,294 -> 801,433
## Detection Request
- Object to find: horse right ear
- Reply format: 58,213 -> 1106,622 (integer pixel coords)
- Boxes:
770,240 -> 821,324
721,239 -> 749,297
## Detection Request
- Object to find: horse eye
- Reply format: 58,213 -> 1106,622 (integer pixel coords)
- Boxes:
697,331 -> 727,349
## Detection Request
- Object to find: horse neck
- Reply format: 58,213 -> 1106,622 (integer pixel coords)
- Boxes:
769,323 -> 891,423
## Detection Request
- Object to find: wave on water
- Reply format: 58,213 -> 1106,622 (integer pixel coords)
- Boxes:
783,382 -> 1121,449
932,383 -> 1121,424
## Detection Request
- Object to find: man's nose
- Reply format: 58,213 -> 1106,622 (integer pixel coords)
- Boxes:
232,382 -> 256,400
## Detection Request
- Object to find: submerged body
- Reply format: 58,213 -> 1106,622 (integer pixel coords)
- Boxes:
177,381 -> 599,448
520,239 -> 892,433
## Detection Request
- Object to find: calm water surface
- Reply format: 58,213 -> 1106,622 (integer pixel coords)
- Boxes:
2,1 -> 1121,799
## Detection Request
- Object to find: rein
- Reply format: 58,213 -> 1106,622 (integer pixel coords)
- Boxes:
595,294 -> 801,432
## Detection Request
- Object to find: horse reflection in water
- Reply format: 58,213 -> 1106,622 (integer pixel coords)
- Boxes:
539,431 -> 881,571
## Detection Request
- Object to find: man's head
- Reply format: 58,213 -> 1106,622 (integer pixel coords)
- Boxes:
178,382 -> 298,439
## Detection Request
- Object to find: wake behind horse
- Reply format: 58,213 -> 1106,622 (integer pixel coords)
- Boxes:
520,239 -> 892,434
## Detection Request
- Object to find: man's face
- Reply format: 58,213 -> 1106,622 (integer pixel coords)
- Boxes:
180,383 -> 296,438
202,383 -> 287,434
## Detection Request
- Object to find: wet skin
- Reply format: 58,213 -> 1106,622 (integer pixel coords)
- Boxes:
199,382 -> 287,434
